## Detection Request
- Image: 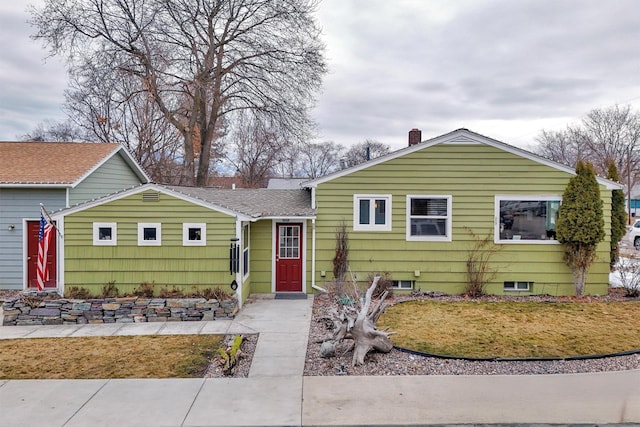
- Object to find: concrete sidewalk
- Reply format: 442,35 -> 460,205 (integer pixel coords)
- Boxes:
1,296 -> 640,426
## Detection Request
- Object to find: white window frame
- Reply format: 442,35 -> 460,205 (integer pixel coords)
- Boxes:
93,222 -> 117,246
182,223 -> 206,246
504,281 -> 532,291
392,280 -> 414,290
138,222 -> 162,246
495,195 -> 561,244
406,195 -> 452,242
242,223 -> 250,278
353,194 -> 392,231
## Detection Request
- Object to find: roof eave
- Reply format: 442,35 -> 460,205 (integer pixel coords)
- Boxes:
70,145 -> 150,188
0,183 -> 72,188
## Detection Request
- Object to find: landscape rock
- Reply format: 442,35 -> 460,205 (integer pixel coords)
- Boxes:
2,294 -> 238,325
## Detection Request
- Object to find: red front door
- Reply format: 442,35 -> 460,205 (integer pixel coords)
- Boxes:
27,220 -> 57,289
275,223 -> 302,292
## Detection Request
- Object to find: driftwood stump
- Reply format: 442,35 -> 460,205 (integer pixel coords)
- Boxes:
321,276 -> 394,366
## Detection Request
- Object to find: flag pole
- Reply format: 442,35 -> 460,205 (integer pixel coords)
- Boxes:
39,203 -> 63,238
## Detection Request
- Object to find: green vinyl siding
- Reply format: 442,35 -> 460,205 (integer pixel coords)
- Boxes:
70,152 -> 144,206
63,191 -> 237,295
314,143 -> 612,296
247,219 -> 313,294
248,220 -> 273,293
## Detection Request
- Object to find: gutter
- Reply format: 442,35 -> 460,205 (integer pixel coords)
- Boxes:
311,217 -> 327,293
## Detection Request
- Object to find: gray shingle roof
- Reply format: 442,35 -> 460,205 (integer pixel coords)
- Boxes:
169,186 -> 314,218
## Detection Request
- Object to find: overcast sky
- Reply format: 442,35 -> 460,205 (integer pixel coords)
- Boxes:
1,0 -> 639,150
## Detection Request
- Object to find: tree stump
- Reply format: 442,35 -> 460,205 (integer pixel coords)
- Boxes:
320,276 -> 394,366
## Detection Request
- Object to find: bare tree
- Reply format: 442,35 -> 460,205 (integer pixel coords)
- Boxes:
225,113 -> 286,187
21,120 -> 87,142
343,139 -> 390,167
64,55 -> 186,183
31,0 -> 326,186
535,105 -> 640,190
299,141 -> 343,178
534,128 -> 580,167
271,142 -> 304,178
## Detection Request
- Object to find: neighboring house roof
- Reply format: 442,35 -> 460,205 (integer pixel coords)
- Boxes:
0,141 -> 149,186
267,178 -> 308,189
52,183 -> 314,220
170,186 -> 314,218
303,128 -> 623,190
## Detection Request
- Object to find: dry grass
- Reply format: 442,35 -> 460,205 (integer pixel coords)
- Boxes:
379,301 -> 640,359
0,335 -> 222,379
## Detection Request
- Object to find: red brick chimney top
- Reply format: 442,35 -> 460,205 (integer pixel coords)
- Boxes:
409,128 -> 422,146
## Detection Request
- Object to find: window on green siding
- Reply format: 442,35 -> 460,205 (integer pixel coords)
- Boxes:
138,223 -> 161,246
242,223 -> 250,277
354,194 -> 392,231
406,195 -> 452,241
183,223 -> 206,246
504,281 -> 532,291
392,280 -> 414,289
496,196 -> 561,243
93,222 -> 117,246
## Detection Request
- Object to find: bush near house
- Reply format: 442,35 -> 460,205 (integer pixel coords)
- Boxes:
556,161 -> 605,297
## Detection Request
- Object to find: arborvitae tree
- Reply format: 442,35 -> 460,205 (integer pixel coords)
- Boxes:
556,160 -> 605,296
607,161 -> 627,270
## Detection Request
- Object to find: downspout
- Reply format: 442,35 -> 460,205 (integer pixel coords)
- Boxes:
310,208 -> 326,293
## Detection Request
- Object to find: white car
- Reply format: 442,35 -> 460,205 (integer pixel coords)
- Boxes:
628,219 -> 640,250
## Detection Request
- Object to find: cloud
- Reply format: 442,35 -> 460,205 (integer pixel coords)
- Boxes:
314,0 -> 640,148
0,7 -> 67,140
1,0 -> 638,149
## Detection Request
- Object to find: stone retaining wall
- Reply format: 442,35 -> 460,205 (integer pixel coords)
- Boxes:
1,294 -> 238,326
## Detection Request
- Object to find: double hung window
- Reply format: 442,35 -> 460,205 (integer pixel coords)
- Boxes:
406,195 -> 452,241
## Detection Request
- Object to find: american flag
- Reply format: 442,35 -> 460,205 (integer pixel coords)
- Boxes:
36,209 -> 54,291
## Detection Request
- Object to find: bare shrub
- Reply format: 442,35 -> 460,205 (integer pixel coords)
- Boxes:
464,228 -> 501,297
368,272 -> 393,299
332,221 -> 349,297
132,282 -> 155,298
159,286 -> 184,298
616,257 -> 640,297
66,286 -> 93,299
100,281 -> 119,298
202,287 -> 233,301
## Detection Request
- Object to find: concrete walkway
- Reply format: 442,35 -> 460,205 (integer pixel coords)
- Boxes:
1,296 -> 639,426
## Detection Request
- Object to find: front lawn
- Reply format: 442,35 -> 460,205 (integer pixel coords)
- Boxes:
379,301 -> 640,359
0,335 -> 222,379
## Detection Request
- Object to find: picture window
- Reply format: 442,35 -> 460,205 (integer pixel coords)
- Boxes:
496,196 -> 561,243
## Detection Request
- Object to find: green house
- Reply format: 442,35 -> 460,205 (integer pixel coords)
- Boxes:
52,129 -> 622,303
305,128 -> 620,296
52,184 -> 315,306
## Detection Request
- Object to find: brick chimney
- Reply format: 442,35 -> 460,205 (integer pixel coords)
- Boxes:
408,128 -> 422,146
